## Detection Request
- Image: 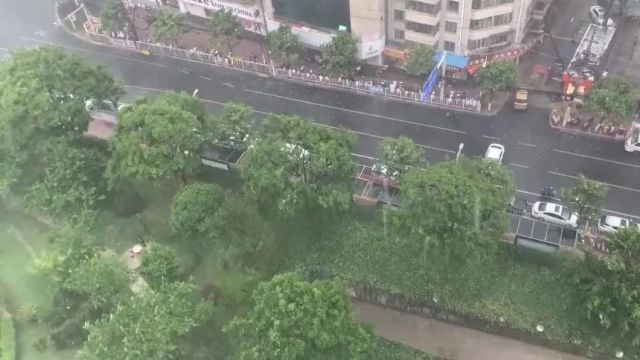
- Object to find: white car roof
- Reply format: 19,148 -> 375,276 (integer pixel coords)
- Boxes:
486,144 -> 504,160
604,215 -> 628,227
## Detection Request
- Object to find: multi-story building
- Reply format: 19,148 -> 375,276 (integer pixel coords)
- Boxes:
175,0 -> 551,64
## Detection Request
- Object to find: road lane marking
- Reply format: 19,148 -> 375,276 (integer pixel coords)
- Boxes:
351,153 -> 376,160
19,37 -> 168,68
222,82 -> 234,87
0,47 -> 8,51
553,148 -> 640,169
177,68 -> 189,74
509,163 -> 529,169
482,135 -> 500,141
547,171 -> 640,193
199,75 -> 211,80
245,89 -> 467,135
602,208 -> 640,220
518,141 -> 536,148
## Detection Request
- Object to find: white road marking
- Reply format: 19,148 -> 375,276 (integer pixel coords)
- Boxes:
518,141 -> 536,148
553,148 -> 640,169
602,208 -> 640,220
509,163 -> 529,169
35,30 -> 47,37
19,37 -> 168,68
245,89 -> 467,135
0,47 -> 9,51
222,82 -> 234,87
351,153 -> 376,160
570,17 -> 575,22
177,68 -> 189,74
482,135 -> 500,141
548,171 -> 640,193
199,75 -> 211,80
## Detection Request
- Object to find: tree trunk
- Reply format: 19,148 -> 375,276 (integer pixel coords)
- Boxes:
226,36 -> 233,53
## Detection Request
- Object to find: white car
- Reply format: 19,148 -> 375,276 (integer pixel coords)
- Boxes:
589,6 -> 614,27
598,215 -> 630,233
531,201 -> 578,228
484,143 -> 505,164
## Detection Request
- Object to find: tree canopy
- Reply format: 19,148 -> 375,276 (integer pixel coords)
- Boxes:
226,273 -> 372,360
587,77 -> 640,124
396,159 -> 514,259
404,45 -> 435,77
242,115 -> 355,216
208,102 -> 254,151
268,25 -> 303,65
151,6 -> 186,45
561,175 -> 608,226
63,255 -> 131,310
139,243 -> 182,289
321,31 -> 359,77
107,92 -> 206,184
573,228 -> 640,351
209,9 -> 243,52
475,61 -> 517,96
0,46 -> 122,158
379,136 -> 425,179
77,282 -> 214,360
101,0 -> 129,34
171,182 -> 224,238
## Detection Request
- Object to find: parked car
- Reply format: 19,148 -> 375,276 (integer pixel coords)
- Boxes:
484,143 -> 505,164
589,6 -> 614,27
513,88 -> 528,110
531,201 -> 578,228
598,215 -> 630,233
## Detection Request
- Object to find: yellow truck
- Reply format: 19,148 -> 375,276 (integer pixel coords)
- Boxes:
513,88 -> 528,110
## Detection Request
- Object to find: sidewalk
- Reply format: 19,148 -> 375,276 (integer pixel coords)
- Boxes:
352,300 -> 588,360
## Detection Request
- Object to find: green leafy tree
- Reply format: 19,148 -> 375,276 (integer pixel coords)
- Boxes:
268,25 -> 303,65
396,159 -> 514,259
101,0 -> 129,34
321,31 -> 359,77
404,45 -> 435,76
26,143 -> 107,224
63,255 -> 131,310
107,93 -> 205,185
562,175 -> 608,226
226,273 -> 372,360
151,6 -> 186,45
573,228 -> 640,351
208,102 -> 254,151
171,182 -> 224,238
475,61 -> 517,100
209,9 -> 243,53
379,136 -> 425,179
77,282 -> 214,360
242,115 -> 355,216
587,77 -> 640,125
139,243 -> 181,289
0,46 -> 122,158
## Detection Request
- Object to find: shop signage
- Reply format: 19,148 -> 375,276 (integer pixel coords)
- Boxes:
358,37 -> 385,60
183,0 -> 260,19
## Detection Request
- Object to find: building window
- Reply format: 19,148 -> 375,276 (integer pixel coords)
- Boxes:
394,10 -> 405,20
493,12 -> 513,26
467,31 -> 511,50
406,21 -> 440,35
447,0 -> 459,12
445,21 -> 457,33
472,0 -> 512,10
444,40 -> 456,51
406,0 -> 441,15
469,12 -> 512,29
395,29 -> 405,39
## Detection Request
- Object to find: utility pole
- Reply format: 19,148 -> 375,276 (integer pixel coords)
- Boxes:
127,2 -> 140,47
258,0 -> 272,67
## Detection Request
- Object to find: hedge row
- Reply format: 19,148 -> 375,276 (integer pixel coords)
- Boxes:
0,310 -> 15,360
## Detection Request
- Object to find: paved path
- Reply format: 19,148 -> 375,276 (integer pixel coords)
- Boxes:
352,300 -> 588,360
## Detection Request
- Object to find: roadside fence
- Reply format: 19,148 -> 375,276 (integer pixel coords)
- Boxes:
86,32 -> 482,112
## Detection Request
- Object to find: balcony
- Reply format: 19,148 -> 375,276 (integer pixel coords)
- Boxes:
467,24 -> 512,41
530,0 -> 552,21
405,9 -> 440,25
404,30 -> 439,46
469,3 -> 514,19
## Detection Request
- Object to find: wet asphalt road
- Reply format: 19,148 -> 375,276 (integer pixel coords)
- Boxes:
1,0 -> 639,220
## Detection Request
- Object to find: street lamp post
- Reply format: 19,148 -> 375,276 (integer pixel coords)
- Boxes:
456,143 -> 464,161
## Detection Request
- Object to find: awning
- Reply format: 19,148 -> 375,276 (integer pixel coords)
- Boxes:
434,51 -> 469,69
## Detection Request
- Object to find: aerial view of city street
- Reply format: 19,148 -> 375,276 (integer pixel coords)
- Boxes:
1,0 -> 640,358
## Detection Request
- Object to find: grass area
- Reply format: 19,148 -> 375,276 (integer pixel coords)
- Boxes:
297,216 -> 601,352
0,310 -> 15,360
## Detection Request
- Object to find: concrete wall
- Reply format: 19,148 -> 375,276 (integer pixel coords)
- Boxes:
350,0 -> 386,62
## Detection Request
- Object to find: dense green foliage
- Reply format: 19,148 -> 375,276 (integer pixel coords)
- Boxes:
139,243 -> 182,289
208,102 -> 254,151
0,311 -> 15,360
321,31 -> 359,77
268,25 -> 303,65
379,136 -> 425,179
561,175 -> 608,226
242,115 -> 355,216
171,182 -> 224,238
151,7 -> 186,45
404,45 -> 435,76
63,256 -> 131,310
227,273 -> 373,359
588,77 -> 640,124
101,0 -> 129,34
475,61 -> 517,99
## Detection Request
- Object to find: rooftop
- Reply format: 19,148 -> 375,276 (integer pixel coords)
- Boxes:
567,23 -> 616,77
